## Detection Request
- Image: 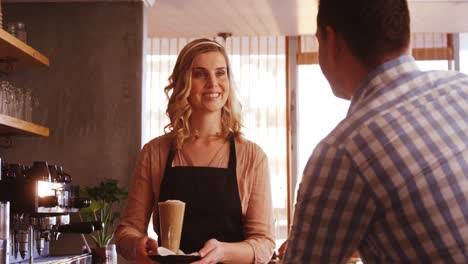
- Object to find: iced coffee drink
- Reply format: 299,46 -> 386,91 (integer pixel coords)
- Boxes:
158,200 -> 185,254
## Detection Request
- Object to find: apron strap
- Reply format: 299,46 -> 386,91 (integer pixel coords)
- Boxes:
228,134 -> 237,172
165,141 -> 177,169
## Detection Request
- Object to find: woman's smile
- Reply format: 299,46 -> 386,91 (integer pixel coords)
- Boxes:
203,92 -> 221,98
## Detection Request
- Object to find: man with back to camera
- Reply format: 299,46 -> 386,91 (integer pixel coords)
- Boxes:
282,0 -> 468,263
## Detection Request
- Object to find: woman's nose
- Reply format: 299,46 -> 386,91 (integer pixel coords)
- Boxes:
207,73 -> 218,87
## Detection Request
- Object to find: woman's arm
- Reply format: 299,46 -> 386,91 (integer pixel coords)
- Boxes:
241,145 -> 276,263
114,143 -> 158,260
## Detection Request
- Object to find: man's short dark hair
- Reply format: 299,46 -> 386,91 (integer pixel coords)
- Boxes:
317,0 -> 411,68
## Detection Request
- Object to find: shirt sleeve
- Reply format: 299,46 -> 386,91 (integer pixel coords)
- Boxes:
241,143 -> 276,264
282,142 -> 377,264
114,143 -> 156,260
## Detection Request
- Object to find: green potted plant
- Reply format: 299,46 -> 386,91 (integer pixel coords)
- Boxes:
79,178 -> 128,263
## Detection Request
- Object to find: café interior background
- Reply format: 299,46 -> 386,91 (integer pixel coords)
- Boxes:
1,0 -> 468,263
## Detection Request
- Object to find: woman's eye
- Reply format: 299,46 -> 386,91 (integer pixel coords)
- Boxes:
193,70 -> 207,79
216,70 -> 226,77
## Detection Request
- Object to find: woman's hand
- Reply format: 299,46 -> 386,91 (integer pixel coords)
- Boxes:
192,239 -> 225,264
135,236 -> 159,264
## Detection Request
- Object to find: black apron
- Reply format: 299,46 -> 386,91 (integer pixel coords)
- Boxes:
158,135 -> 244,253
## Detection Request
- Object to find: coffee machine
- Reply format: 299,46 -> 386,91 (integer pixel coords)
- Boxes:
0,160 -> 98,263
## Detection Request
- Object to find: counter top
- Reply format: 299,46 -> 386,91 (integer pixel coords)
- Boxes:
22,253 -> 92,264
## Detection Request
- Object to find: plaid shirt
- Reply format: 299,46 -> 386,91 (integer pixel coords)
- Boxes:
283,56 -> 468,263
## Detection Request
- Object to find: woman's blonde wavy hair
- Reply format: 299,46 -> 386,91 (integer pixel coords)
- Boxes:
164,38 -> 243,149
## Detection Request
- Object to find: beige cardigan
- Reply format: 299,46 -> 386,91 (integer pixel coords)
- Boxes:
115,134 -> 275,263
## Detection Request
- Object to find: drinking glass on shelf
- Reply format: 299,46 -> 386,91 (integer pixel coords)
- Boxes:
0,201 -> 10,264
24,88 -> 32,121
4,82 -> 15,117
0,80 -> 10,115
0,81 -> 5,115
15,87 -> 24,119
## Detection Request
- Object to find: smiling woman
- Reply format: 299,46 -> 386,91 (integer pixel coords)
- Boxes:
142,37 -> 288,255
116,38 -> 277,264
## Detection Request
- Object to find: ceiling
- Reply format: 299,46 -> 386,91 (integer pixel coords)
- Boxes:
147,0 -> 468,38
4,0 -> 468,37
147,0 -> 316,37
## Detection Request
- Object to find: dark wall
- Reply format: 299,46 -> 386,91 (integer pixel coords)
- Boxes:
1,2 -> 143,261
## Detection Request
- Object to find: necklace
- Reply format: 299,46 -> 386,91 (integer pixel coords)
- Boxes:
181,138 -> 227,167
205,140 -> 227,166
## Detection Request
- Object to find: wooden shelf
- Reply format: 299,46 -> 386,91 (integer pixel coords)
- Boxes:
0,28 -> 49,70
0,113 -> 49,137
0,30 -> 51,137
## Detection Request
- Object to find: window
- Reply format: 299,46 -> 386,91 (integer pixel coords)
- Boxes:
296,65 -> 349,192
459,33 -> 468,74
415,60 -> 451,71
293,32 -> 458,194
294,35 -> 351,202
412,32 -> 454,70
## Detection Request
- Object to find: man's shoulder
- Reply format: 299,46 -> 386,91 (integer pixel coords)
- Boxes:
318,116 -> 357,147
416,69 -> 468,92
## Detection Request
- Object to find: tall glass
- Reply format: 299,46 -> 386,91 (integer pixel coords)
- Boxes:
158,200 -> 185,254
15,87 -> 24,120
0,201 -> 9,264
24,88 -> 32,121
4,83 -> 15,117
0,81 -> 9,115
105,244 -> 117,264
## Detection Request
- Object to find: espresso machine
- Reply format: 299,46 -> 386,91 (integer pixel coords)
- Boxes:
0,160 -> 98,263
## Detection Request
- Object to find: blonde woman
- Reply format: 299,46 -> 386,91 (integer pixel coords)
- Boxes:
115,38 -> 275,264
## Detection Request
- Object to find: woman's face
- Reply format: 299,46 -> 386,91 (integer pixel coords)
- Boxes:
188,51 -> 230,115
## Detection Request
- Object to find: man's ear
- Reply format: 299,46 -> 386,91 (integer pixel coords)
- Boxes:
324,26 -> 339,64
